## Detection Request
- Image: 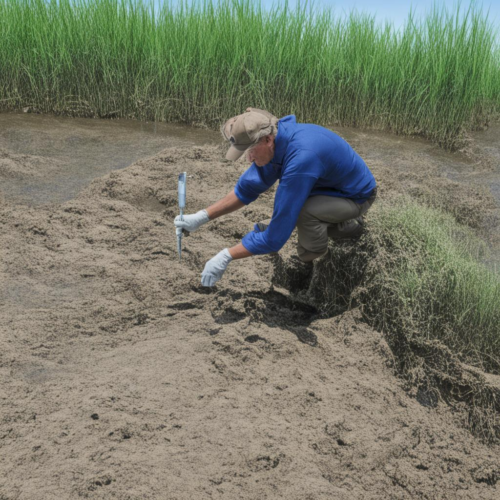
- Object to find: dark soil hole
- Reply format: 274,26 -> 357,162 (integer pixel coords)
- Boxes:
214,308 -> 246,324
246,290 -> 318,327
134,313 -> 149,325
244,334 -> 267,343
169,301 -> 200,311
291,327 -> 318,347
257,455 -> 280,469
472,466 -> 499,486
271,255 -> 314,294
191,284 -> 215,295
94,478 -> 112,487
416,386 -> 439,408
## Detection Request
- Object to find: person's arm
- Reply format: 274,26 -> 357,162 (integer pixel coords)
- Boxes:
234,163 -> 280,205
214,163 -> 281,258
174,189 -> 243,233
206,190 -> 245,220
228,242 -> 252,259
200,174 -> 316,286
240,174 -> 317,255
175,161 -> 278,234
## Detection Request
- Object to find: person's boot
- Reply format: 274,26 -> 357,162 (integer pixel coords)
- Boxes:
258,219 -> 314,293
272,254 -> 314,293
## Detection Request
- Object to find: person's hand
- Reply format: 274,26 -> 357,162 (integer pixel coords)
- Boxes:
201,249 -> 233,287
174,209 -> 210,233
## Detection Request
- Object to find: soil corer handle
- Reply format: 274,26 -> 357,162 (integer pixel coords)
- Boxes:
178,172 -> 186,212
177,172 -> 187,261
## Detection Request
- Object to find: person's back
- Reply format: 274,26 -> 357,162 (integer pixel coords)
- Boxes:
268,116 -> 376,202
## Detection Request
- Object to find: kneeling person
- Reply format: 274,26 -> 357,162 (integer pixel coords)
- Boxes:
174,108 -> 377,287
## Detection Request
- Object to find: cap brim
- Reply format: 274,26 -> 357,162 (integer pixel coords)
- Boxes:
226,143 -> 250,161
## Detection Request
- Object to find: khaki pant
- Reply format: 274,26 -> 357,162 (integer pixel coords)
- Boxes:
296,189 -> 377,262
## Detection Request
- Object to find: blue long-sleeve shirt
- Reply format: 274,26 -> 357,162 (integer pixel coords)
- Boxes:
235,115 -> 377,255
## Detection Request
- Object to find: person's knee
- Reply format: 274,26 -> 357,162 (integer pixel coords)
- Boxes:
296,208 -> 312,230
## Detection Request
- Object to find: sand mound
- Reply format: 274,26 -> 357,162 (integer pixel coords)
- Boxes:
1,146 -> 500,499
0,148 -> 62,179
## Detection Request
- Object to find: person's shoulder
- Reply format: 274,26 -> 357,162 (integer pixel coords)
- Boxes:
281,147 -> 323,177
278,114 -> 297,125
289,123 -> 335,145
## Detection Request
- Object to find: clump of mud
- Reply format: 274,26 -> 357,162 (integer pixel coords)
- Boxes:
1,144 -> 500,499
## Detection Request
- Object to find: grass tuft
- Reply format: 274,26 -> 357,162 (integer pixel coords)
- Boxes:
314,200 -> 500,373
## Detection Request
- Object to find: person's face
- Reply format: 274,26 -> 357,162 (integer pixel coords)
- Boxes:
246,135 -> 275,166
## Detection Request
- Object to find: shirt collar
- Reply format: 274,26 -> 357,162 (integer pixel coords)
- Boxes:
270,115 -> 296,166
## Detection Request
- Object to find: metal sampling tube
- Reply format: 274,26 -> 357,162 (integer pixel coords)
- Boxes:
176,172 -> 187,261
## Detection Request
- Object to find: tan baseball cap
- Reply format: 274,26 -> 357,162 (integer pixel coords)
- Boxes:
223,108 -> 278,161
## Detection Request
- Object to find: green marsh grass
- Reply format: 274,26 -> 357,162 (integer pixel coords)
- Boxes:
313,199 -> 500,375
1,0 -> 499,148
363,202 -> 500,370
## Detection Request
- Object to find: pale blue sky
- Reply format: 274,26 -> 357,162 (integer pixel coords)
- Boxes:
157,1 -> 500,33
262,1 -> 500,31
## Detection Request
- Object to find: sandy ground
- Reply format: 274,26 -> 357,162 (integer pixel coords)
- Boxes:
1,137 -> 500,499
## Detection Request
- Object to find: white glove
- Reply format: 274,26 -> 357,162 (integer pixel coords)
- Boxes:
201,249 -> 233,287
174,209 -> 210,233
